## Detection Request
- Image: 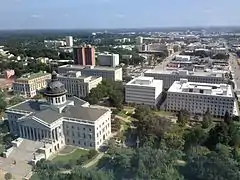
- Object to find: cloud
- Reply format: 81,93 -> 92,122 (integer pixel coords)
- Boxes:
30,14 -> 41,18
115,14 -> 126,18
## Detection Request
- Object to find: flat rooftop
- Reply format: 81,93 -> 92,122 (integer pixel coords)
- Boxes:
127,76 -> 162,88
168,80 -> 233,97
59,65 -> 121,71
145,69 -> 225,78
17,72 -> 50,81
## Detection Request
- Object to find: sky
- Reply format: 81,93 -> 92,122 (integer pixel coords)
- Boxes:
1,0 -> 240,30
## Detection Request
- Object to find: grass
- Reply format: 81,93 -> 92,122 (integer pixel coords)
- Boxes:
53,148 -> 88,163
0,145 -> 4,154
30,174 -> 40,180
117,110 -> 129,118
154,110 -> 175,117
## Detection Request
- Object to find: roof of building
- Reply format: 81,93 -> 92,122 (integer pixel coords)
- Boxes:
44,71 -> 67,96
168,79 -> 233,97
126,76 -> 163,88
145,69 -> 225,78
7,97 -> 108,124
17,72 -> 50,81
59,65 -> 122,71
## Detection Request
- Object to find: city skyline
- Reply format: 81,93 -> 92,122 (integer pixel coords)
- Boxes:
1,0 -> 240,30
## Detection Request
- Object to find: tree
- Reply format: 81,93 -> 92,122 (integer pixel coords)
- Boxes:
224,111 -> 232,125
177,109 -> 190,126
205,122 -> 231,149
32,93 -> 44,100
202,109 -> 213,129
184,126 -> 207,150
183,152 -> 240,180
8,96 -> 24,106
4,173 -> 12,180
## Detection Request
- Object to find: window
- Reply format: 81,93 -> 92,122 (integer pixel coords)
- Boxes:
78,141 -> 80,145
89,128 -> 92,132
73,140 -> 75,144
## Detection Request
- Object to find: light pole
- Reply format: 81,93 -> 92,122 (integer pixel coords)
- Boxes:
136,136 -> 140,148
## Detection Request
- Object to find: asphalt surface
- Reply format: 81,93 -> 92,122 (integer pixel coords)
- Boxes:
154,51 -> 181,70
229,53 -> 240,90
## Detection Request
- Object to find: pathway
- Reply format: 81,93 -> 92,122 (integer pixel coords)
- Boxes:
60,152 -> 104,174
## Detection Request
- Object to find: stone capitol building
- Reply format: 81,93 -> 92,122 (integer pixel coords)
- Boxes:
5,71 -> 112,160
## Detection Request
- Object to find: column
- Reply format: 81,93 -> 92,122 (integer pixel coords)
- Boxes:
29,127 -> 33,140
19,126 -> 23,137
55,128 -> 58,141
52,130 -> 55,141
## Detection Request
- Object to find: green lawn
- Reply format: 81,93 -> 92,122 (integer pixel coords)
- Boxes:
117,110 -> 129,118
53,148 -> 88,163
30,174 -> 40,180
154,110 -> 174,117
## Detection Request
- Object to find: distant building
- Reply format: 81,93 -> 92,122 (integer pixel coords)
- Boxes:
144,69 -> 226,89
125,76 -> 163,107
4,69 -> 15,79
136,36 -> 143,45
13,72 -> 51,98
58,65 -> 122,81
44,40 -> 66,48
167,79 -> 234,117
73,45 -> 95,66
57,71 -> 102,98
212,47 -> 228,54
65,36 -> 73,47
175,55 -> 191,61
98,53 -> 119,67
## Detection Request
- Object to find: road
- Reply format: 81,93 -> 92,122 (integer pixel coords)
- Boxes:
229,53 -> 240,90
154,51 -> 181,70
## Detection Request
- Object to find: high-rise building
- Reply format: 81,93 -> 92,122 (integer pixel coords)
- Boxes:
66,36 -> 73,47
73,47 -> 85,65
98,53 -> 119,67
73,45 -> 95,66
136,36 -> 143,45
85,45 -> 95,65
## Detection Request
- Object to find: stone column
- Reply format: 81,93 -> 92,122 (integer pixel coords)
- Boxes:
55,128 -> 58,141
19,126 -> 22,137
52,130 -> 55,142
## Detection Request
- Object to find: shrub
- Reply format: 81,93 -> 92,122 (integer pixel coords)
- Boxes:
4,172 -> 12,180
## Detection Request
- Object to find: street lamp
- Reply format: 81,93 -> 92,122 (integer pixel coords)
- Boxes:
136,136 -> 140,148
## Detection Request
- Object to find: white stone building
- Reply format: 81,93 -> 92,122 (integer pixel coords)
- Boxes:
166,79 -> 234,117
6,71 -> 111,160
65,36 -> 73,47
57,71 -> 102,98
175,55 -> 191,61
13,72 -> 51,98
98,53 -> 119,67
125,76 -> 163,107
144,69 -> 226,89
58,65 -> 123,81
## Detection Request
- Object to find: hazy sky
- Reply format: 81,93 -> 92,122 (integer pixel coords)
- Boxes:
1,0 -> 240,29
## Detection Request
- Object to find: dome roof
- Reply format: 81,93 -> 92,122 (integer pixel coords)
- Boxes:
44,71 -> 67,96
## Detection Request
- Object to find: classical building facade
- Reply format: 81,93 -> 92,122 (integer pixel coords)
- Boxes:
6,71 -> 111,159
12,72 -> 51,98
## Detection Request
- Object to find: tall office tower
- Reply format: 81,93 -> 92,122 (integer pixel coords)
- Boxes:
85,45 -> 95,66
73,46 -> 85,65
66,36 -> 73,47
73,45 -> 95,66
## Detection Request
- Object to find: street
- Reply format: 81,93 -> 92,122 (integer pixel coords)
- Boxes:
154,51 -> 181,70
229,53 -> 240,90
